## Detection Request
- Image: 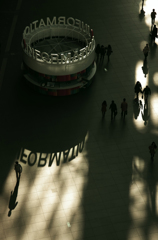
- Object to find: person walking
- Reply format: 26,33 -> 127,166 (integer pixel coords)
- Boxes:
100,45 -> 106,63
121,98 -> 128,119
151,9 -> 157,27
134,81 -> 142,100
95,44 -> 100,62
109,100 -> 117,121
151,25 -> 157,44
143,44 -> 149,61
149,142 -> 157,162
106,45 -> 113,62
143,85 -> 151,104
101,100 -> 107,118
14,161 -> 22,180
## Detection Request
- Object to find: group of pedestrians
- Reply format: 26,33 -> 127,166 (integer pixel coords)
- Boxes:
101,82 -> 151,122
150,9 -> 157,44
134,81 -> 151,104
101,98 -> 128,121
95,44 -> 113,63
142,9 -> 157,61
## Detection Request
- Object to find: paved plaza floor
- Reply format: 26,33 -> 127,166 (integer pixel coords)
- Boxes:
0,0 -> 158,239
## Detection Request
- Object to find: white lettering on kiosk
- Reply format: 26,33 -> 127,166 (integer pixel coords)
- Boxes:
39,19 -> 46,28
35,49 -> 43,62
47,17 -> 56,26
51,54 -> 59,64
58,16 -> 66,25
75,19 -> 81,29
41,52 -> 50,63
67,17 -> 75,26
22,16 -> 95,64
32,20 -> 38,30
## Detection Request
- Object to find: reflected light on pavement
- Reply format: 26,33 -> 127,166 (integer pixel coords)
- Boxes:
133,60 -> 148,132
153,72 -> 158,86
128,156 -> 148,238
150,93 -> 158,127
135,60 -> 148,89
139,0 -> 158,30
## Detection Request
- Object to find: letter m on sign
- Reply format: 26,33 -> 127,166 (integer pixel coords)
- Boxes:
48,152 -> 61,166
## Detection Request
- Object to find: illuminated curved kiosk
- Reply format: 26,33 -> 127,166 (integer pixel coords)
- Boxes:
22,17 -> 96,96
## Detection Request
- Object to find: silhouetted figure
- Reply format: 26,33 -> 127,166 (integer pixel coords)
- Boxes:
14,161 -> 22,180
143,85 -> 151,105
106,45 -> 113,62
143,44 -> 149,61
142,59 -> 148,77
141,0 -> 145,11
141,103 -> 150,125
150,25 -> 158,44
95,44 -> 100,62
151,9 -> 157,28
134,81 -> 142,100
8,179 -> 19,217
149,142 -> 157,162
109,100 -> 117,121
100,45 -> 106,63
121,98 -> 128,119
140,0 -> 145,18
101,100 -> 107,118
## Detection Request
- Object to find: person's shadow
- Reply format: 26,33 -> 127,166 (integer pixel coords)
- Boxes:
8,178 -> 20,217
142,60 -> 148,77
141,101 -> 150,126
133,99 -> 143,119
149,39 -> 157,59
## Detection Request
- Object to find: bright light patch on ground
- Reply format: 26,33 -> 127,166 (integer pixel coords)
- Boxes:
153,72 -> 158,86
140,0 -> 158,29
150,93 -> 158,127
0,134 -> 89,240
129,156 -> 148,237
133,61 -> 149,131
135,60 -> 148,88
130,154 -> 158,238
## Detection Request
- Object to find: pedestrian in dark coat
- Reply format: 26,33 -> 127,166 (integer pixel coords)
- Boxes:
134,81 -> 142,100
109,100 -> 117,121
101,101 -> 107,118
100,45 -> 106,62
143,85 -> 151,104
14,161 -> 22,180
143,44 -> 149,61
95,44 -> 100,62
151,25 -> 157,44
106,45 -> 113,62
151,9 -> 157,27
121,98 -> 128,119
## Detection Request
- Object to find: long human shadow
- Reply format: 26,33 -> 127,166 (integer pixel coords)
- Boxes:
141,101 -> 150,125
132,158 -> 158,239
133,98 -> 143,119
8,178 -> 20,217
